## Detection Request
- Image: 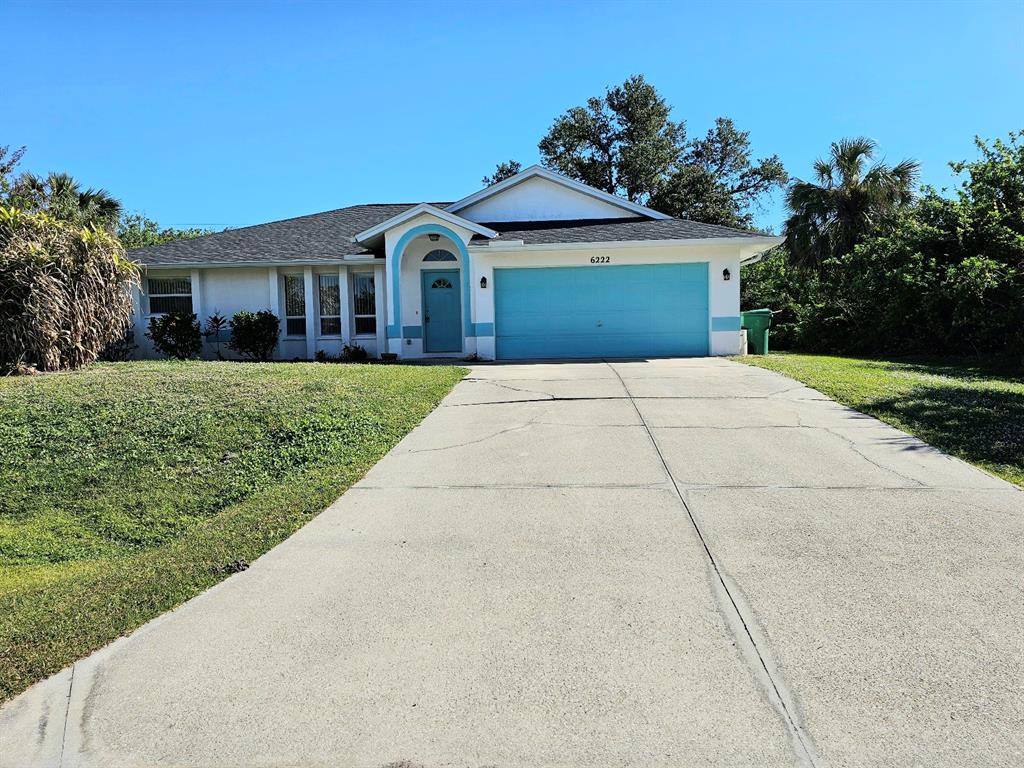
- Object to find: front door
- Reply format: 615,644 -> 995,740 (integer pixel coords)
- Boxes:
422,269 -> 461,353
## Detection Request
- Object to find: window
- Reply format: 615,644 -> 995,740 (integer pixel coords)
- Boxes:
352,272 -> 376,335
423,249 -> 456,262
148,276 -> 192,314
283,274 -> 305,336
431,277 -> 453,289
318,274 -> 341,336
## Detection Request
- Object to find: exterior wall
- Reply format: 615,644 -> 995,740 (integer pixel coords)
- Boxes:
133,242 -> 746,363
457,175 -> 635,223
132,264 -> 382,361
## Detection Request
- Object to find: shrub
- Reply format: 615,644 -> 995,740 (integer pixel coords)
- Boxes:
98,331 -> 136,362
146,312 -> 201,359
228,310 -> 280,361
0,207 -> 139,373
342,342 -> 368,362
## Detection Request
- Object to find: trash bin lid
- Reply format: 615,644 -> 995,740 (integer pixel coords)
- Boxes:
741,308 -> 773,316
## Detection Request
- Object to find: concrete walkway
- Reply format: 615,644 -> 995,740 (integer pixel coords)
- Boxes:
3,359 -> 1022,767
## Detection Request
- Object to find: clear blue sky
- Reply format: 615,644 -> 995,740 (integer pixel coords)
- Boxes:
4,0 -> 1021,232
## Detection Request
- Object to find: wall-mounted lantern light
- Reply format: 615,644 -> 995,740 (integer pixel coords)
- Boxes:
428,233 -> 440,242
480,276 -> 488,289
723,268 -> 731,281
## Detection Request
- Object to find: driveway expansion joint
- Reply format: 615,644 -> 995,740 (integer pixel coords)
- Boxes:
57,663 -> 74,768
605,360 -> 821,768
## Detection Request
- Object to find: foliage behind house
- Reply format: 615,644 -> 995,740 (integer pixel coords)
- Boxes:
743,131 -> 1024,363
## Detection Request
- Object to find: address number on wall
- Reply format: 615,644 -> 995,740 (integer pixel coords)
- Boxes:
590,256 -> 611,264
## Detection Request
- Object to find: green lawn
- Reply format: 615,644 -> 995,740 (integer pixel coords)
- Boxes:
737,352 -> 1023,487
0,361 -> 465,702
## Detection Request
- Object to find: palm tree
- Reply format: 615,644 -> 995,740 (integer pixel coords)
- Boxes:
783,138 -> 919,269
8,171 -> 122,231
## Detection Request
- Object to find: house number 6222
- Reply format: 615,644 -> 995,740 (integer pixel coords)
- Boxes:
590,256 -> 610,264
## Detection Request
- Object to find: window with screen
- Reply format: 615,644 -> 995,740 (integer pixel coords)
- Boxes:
352,273 -> 376,336
147,277 -> 193,314
318,274 -> 341,336
283,274 -> 305,336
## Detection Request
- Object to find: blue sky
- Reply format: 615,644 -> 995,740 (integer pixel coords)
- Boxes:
4,0 -> 1021,232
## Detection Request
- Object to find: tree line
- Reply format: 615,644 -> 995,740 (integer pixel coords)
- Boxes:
0,146 -> 213,249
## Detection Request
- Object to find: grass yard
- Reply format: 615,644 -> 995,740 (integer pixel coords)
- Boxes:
0,360 -> 465,702
738,352 -> 1023,487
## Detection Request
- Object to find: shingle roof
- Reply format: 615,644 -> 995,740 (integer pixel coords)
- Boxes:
129,204 -> 766,267
473,217 -> 767,245
129,204 -> 432,266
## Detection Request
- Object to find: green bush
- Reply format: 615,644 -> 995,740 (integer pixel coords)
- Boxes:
742,131 -> 1024,363
228,310 -> 280,361
342,342 -> 368,362
146,312 -> 201,359
0,207 -> 139,373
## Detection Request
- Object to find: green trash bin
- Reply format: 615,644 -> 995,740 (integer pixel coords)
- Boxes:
741,308 -> 773,355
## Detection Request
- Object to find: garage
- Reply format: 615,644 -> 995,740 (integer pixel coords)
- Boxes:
494,262 -> 709,360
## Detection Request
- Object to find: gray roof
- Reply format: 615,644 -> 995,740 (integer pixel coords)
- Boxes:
130,204 -> 766,267
473,217 -> 767,245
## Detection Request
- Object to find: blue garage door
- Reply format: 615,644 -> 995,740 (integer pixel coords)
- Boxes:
494,263 -> 709,359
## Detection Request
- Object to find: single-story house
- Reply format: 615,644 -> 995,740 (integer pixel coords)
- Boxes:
129,165 -> 781,361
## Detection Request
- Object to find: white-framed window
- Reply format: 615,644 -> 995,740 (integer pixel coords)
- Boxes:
318,273 -> 341,336
147,276 -> 192,315
352,272 -> 376,336
282,274 -> 305,336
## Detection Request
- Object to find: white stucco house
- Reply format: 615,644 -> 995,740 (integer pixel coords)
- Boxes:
129,165 -> 781,361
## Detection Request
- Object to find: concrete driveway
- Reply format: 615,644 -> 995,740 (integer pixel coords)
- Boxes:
3,359 -> 1022,767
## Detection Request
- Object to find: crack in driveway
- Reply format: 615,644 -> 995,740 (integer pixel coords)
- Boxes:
405,423 -> 535,453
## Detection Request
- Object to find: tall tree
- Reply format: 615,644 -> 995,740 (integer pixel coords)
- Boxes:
538,75 -> 685,202
536,75 -> 786,227
649,118 -> 788,229
783,137 -> 919,269
482,160 -> 522,186
5,170 -> 122,231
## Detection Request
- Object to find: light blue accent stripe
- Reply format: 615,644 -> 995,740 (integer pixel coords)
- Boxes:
711,316 -> 742,332
390,223 -> 473,343
472,322 -> 494,337
402,325 -> 422,338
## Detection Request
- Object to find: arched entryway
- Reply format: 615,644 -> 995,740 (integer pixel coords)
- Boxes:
389,223 -> 472,355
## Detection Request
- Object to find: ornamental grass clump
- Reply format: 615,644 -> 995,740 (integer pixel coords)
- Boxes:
0,207 -> 139,373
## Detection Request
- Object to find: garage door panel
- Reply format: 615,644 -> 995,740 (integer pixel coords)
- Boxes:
495,263 -> 709,360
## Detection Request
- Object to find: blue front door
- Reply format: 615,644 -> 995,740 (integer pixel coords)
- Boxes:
422,269 -> 462,353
